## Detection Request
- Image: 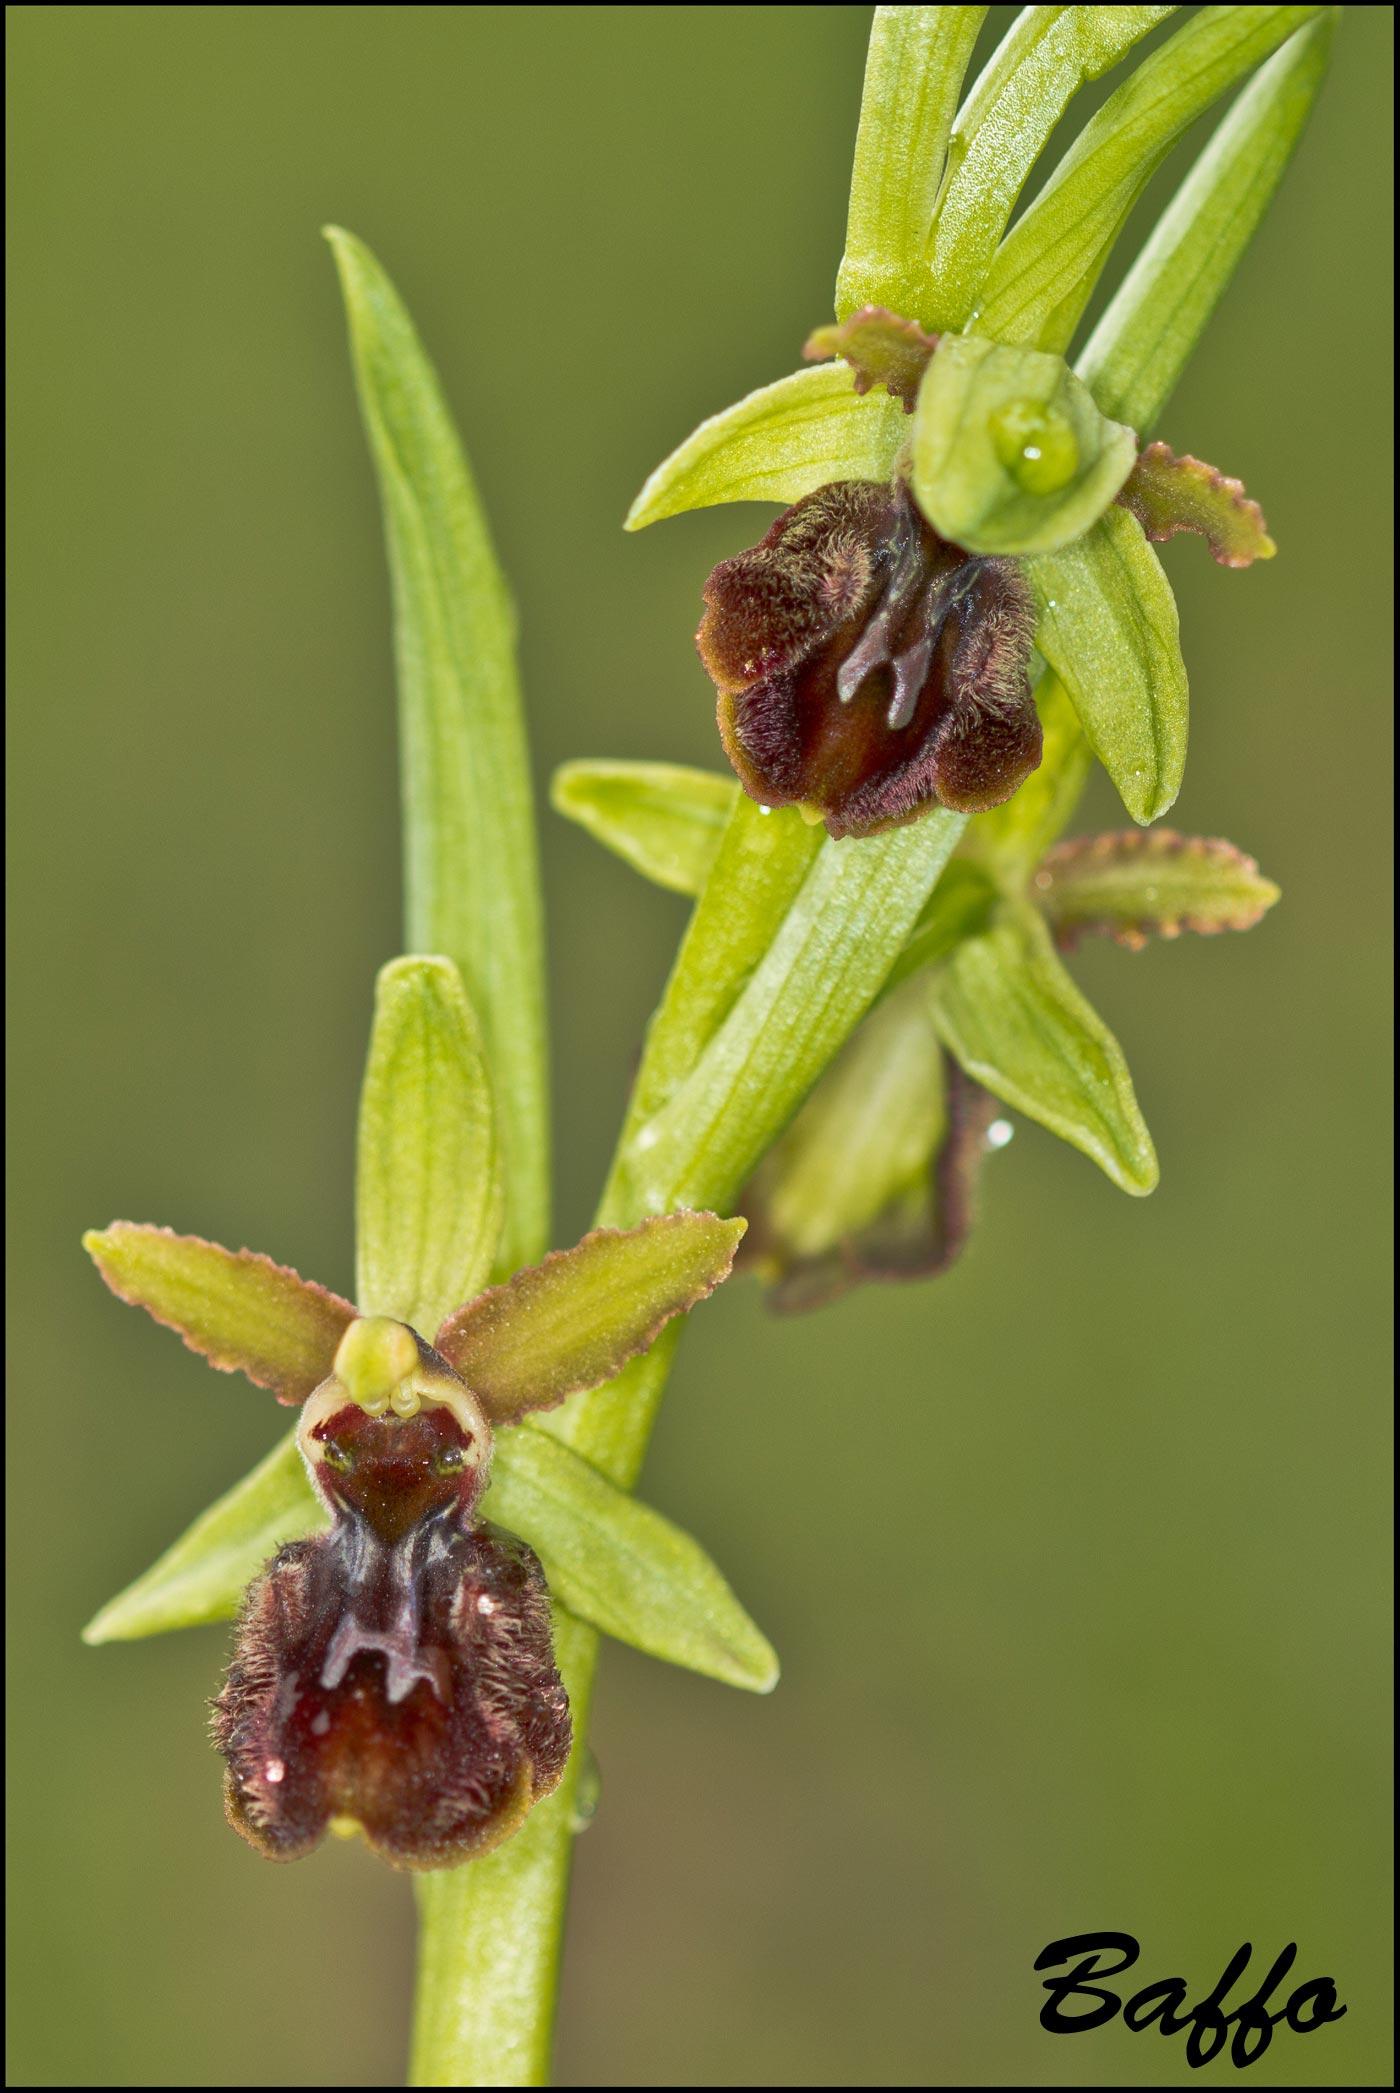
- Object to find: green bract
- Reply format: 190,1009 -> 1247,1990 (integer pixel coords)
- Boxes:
911,332 -> 1138,555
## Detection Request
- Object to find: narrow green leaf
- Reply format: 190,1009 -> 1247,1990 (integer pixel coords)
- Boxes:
1077,13 -> 1337,432
835,4 -> 988,324
625,365 -> 906,531
356,956 -> 503,1336
83,1429 -> 323,1643
620,795 -> 825,1141
83,1224 -> 354,1404
620,811 -> 966,1219
975,6 -> 1323,353
326,227 -> 547,1275
1034,828 -> 1280,948
1028,504 -> 1187,825
434,1212 -> 745,1425
911,332 -> 1137,555
962,666 -> 1095,876
485,1428 -> 778,1694
931,903 -> 1158,1193
551,760 -> 737,896
925,5 -> 1177,331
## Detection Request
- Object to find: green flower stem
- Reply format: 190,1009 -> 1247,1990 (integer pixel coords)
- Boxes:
411,805 -> 963,2084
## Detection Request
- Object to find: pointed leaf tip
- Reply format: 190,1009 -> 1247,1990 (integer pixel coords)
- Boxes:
83,1224 -> 355,1404
434,1211 -> 745,1426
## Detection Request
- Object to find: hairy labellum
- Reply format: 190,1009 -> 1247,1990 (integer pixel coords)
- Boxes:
697,479 -> 1040,838
213,1386 -> 570,1868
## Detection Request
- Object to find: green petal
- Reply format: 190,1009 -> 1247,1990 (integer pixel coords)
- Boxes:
83,1224 -> 354,1404
356,955 -> 503,1337
485,1427 -> 778,1694
550,760 -> 737,896
1028,505 -> 1187,826
924,5 -> 1178,331
1034,829 -> 1280,949
931,903 -> 1158,1195
327,228 -> 548,1275
434,1212 -> 746,1426
625,365 -> 906,532
835,4 -> 987,325
911,333 -> 1137,556
82,1429 -> 324,1643
975,6 -> 1325,353
1077,12 -> 1338,434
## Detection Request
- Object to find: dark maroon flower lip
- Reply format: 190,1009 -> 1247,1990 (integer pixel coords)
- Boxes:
213,1399 -> 571,1871
697,478 -> 1041,839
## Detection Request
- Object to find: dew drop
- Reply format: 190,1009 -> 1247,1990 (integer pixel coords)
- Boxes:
986,1119 -> 1015,1150
264,1757 -> 286,1785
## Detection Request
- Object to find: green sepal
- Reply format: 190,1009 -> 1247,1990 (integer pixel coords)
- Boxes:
326,227 -> 548,1276
624,365 -> 906,532
551,760 -> 737,896
911,332 -> 1137,556
356,955 -> 503,1337
83,1224 -> 354,1405
974,5 -> 1325,353
1078,12 -> 1338,434
924,6 -> 1178,332
931,903 -> 1158,1195
1116,442 -> 1275,566
1034,830 -> 1280,950
1028,505 -> 1187,826
82,1428 -> 324,1643
835,4 -> 987,325
433,1212 -> 746,1427
485,1426 -> 779,1694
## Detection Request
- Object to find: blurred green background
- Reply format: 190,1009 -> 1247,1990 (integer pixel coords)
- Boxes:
8,6 -> 1392,2085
